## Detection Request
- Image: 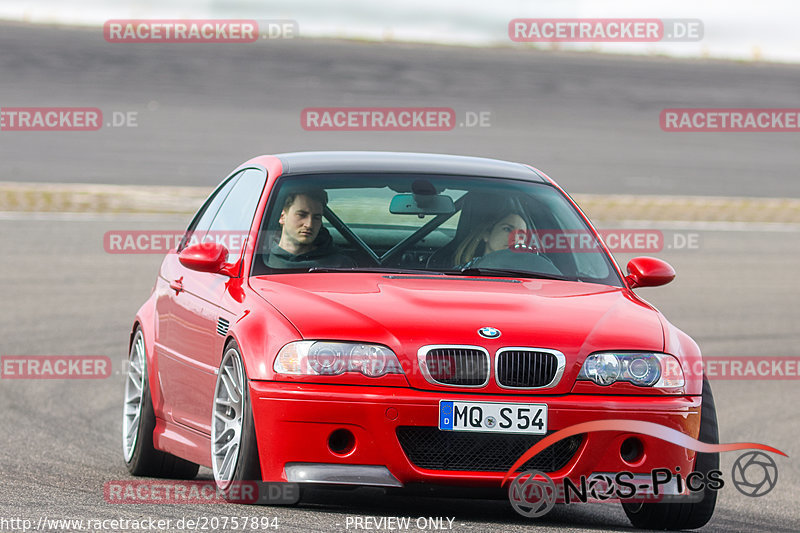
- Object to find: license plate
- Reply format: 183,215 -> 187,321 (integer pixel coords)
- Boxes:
438,400 -> 547,434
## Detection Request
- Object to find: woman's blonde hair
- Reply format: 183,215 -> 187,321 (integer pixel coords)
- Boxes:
452,211 -> 525,266
453,226 -> 487,266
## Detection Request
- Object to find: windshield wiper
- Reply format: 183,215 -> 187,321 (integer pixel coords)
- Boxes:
307,266 -> 445,275
307,266 -> 570,281
448,267 -> 570,281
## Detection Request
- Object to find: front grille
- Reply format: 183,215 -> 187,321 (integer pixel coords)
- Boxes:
421,347 -> 489,386
396,427 -> 583,472
496,349 -> 561,388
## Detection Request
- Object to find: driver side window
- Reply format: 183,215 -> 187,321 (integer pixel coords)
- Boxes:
180,170 -> 244,252
205,169 -> 267,262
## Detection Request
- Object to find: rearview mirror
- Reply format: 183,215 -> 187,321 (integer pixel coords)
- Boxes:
625,256 -> 676,288
389,193 -> 455,215
179,242 -> 229,274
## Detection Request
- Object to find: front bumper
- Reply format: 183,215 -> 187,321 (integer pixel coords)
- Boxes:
250,382 -> 701,488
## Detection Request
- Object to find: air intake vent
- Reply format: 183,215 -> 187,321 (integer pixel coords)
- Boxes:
216,318 -> 230,336
396,427 -> 583,472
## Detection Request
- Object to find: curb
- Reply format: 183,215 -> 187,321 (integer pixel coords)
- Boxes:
1,182 -> 799,223
0,182 -> 207,215
571,194 -> 800,223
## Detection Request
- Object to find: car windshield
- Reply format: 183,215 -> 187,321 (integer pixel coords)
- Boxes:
251,173 -> 622,286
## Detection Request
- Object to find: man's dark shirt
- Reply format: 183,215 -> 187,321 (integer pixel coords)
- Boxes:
265,228 -> 356,269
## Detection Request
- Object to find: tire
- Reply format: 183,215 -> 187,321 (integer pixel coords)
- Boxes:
122,327 -> 200,479
211,341 -> 262,501
622,376 -> 719,530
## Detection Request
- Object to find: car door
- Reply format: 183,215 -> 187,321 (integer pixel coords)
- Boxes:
155,170 -> 242,421
157,168 -> 266,434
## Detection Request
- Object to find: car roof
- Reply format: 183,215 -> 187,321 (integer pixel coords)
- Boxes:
272,151 -> 547,182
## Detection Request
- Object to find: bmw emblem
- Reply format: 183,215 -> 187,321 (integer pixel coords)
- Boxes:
478,327 -> 501,339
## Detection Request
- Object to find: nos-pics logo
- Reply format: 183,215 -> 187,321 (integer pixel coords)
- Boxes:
503,420 -> 786,518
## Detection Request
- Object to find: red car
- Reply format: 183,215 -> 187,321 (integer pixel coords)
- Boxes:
122,152 -> 717,529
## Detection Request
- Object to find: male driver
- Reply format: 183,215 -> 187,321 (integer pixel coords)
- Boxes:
266,189 -> 355,268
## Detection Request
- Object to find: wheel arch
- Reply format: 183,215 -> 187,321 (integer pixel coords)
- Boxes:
661,318 -> 704,396
225,304 -> 301,381
131,295 -> 166,417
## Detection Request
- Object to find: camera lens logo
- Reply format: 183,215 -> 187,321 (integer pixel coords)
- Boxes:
587,473 -> 616,499
509,470 -> 557,518
731,451 -> 778,497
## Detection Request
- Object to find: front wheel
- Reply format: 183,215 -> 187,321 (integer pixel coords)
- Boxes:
211,341 -> 262,500
622,376 -> 719,530
122,327 -> 199,478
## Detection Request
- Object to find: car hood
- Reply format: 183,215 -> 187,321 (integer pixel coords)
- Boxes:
250,273 -> 665,392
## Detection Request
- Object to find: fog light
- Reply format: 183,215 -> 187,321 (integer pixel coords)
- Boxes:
328,429 -> 356,456
620,437 -> 644,464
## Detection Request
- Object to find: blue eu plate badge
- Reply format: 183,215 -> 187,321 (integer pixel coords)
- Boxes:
439,400 -> 454,430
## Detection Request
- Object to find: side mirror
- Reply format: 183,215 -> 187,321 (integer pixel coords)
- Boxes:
625,256 -> 675,288
179,242 -> 229,274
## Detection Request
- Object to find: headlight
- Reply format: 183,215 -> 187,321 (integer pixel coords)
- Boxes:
578,352 -> 684,388
274,341 -> 404,377
580,352 -> 620,385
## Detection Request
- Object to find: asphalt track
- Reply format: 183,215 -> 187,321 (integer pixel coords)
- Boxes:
1,21 -> 799,533
0,215 -> 798,533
